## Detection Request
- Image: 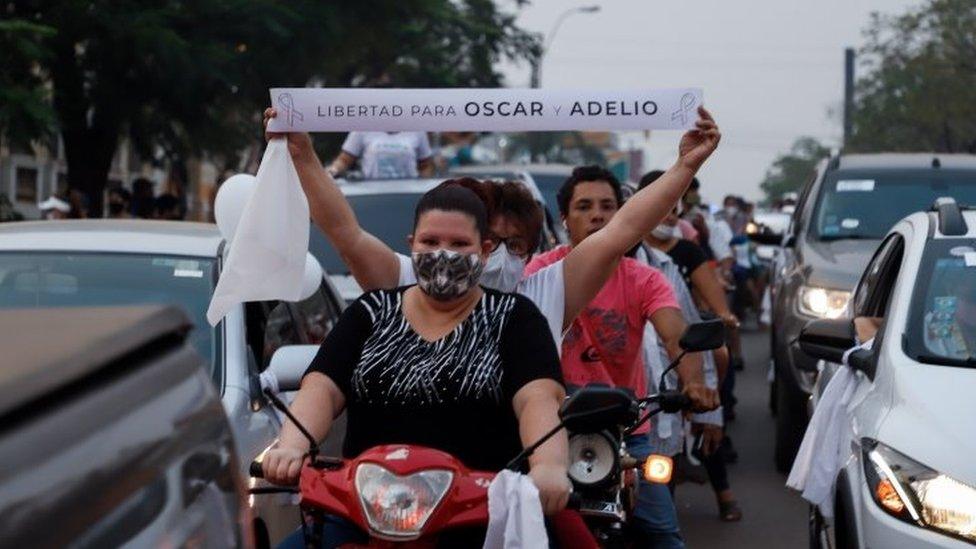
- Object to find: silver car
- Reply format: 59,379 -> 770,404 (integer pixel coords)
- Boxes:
0,219 -> 345,547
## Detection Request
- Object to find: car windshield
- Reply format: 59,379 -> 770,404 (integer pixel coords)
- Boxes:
812,169 -> 976,240
905,238 -> 976,367
0,252 -> 221,384
309,193 -> 421,274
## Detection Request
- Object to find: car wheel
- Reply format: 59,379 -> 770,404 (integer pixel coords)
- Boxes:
834,474 -> 859,549
808,505 -> 829,549
774,366 -> 808,473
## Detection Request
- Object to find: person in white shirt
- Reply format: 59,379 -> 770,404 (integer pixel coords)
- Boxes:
328,131 -> 434,179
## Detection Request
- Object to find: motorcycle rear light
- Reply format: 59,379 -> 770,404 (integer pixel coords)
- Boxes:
643,455 -> 673,484
354,463 -> 453,540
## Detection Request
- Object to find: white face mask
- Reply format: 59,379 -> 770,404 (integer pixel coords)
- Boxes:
651,224 -> 680,240
480,243 -> 527,292
724,206 -> 739,217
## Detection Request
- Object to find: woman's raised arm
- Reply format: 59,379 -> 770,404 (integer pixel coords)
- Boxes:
559,107 -> 721,330
265,108 -> 401,290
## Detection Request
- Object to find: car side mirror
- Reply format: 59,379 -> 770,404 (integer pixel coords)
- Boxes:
797,318 -> 856,363
747,231 -> 784,246
559,385 -> 640,434
847,348 -> 877,381
679,319 -> 726,352
267,345 -> 319,392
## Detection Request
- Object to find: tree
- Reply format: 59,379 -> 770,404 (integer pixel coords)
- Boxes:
2,1 -> 539,216
849,0 -> 976,153
0,19 -> 56,151
759,137 -> 830,204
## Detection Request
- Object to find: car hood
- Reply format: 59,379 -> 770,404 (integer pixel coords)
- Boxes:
330,274 -> 364,304
876,362 -> 976,487
800,238 -> 880,291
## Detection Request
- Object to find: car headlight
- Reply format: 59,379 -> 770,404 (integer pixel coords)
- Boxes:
863,440 -> 976,543
797,285 -> 850,318
568,432 -> 618,487
354,463 -> 453,540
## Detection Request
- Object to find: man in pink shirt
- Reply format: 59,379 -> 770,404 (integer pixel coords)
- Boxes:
525,165 -> 718,548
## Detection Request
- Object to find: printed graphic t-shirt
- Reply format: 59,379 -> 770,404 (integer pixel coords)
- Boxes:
525,246 -> 679,431
341,131 -> 432,179
306,287 -> 563,471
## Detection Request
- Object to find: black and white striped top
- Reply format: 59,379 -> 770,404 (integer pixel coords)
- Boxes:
307,286 -> 562,471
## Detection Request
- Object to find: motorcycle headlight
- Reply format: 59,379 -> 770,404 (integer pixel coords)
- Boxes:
568,432 -> 618,487
354,463 -> 453,540
798,285 -> 850,319
863,440 -> 976,543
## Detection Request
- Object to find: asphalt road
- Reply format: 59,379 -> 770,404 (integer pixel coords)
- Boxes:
675,327 -> 809,548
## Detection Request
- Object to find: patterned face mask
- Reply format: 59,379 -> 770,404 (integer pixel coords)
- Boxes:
411,249 -> 484,301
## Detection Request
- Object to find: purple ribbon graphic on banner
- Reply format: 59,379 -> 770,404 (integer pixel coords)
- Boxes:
671,92 -> 697,126
277,93 -> 304,127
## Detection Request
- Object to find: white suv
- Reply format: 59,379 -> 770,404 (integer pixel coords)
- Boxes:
798,197 -> 976,548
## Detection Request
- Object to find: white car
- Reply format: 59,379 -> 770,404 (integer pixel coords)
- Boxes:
311,177 -> 558,303
0,219 -> 345,547
798,197 -> 976,548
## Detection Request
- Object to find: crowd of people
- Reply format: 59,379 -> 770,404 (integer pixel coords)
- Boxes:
11,102 -> 784,546
29,176 -> 187,221
253,105 -> 776,548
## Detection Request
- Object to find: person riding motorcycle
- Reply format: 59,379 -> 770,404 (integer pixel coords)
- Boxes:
262,184 -> 570,547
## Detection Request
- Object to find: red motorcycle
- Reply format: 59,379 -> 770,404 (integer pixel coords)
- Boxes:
249,387 -> 609,547
250,319 -> 725,548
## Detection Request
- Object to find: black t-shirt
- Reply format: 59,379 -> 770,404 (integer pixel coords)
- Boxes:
665,239 -> 708,288
306,287 -> 563,472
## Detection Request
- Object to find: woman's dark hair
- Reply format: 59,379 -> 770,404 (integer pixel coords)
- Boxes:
414,179 -> 489,236
484,180 -> 544,253
556,165 -> 623,216
438,178 -> 544,253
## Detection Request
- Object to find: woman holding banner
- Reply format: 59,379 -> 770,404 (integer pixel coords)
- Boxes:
263,104 -> 720,357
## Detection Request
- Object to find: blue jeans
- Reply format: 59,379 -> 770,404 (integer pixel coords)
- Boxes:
626,433 -> 685,549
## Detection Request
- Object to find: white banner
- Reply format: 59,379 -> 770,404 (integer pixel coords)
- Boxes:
267,87 -> 703,133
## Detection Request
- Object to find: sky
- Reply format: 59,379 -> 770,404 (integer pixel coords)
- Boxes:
499,0 -> 920,204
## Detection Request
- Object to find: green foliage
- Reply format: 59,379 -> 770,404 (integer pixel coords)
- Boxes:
1,0 -> 539,213
849,0 -> 976,153
0,19 -> 56,150
759,137 -> 830,203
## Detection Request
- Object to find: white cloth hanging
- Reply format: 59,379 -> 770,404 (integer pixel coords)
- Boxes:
206,138 -> 309,326
484,470 -> 549,549
786,338 -> 874,518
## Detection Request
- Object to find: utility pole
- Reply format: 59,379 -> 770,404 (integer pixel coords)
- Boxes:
843,47 -> 855,148
530,5 -> 600,88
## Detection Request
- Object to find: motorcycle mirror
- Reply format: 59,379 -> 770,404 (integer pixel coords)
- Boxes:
505,385 -> 639,472
558,385 -> 640,434
678,319 -> 726,352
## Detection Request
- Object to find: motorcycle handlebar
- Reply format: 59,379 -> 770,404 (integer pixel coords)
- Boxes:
656,391 -> 692,414
249,461 -> 264,479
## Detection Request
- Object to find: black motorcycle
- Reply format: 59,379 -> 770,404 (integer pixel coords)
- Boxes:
561,320 -> 726,548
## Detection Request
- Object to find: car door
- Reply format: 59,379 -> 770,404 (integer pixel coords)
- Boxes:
845,232 -> 906,441
813,232 -> 906,402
